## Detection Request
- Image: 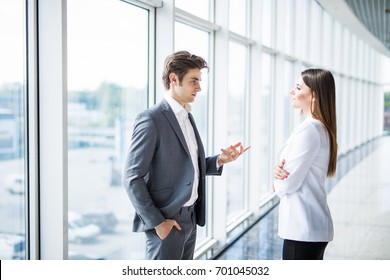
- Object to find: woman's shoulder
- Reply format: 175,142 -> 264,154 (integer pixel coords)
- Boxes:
306,117 -> 324,128
295,117 -> 323,136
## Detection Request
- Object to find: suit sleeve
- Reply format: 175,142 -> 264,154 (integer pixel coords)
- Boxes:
205,155 -> 223,175
123,111 -> 165,230
273,121 -> 321,198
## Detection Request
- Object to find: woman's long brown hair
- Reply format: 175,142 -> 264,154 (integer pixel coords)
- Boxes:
302,69 -> 338,177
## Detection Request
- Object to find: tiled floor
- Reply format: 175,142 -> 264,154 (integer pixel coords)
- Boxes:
216,136 -> 390,260
325,136 -> 390,259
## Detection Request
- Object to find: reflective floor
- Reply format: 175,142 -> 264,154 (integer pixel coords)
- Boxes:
216,136 -> 390,260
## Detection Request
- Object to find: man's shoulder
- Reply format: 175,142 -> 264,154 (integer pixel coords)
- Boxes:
137,101 -> 166,117
150,99 -> 171,113
134,101 -> 173,128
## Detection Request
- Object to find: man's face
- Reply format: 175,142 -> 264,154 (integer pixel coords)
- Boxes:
170,68 -> 202,106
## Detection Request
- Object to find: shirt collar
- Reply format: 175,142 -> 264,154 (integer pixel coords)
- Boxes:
164,94 -> 192,114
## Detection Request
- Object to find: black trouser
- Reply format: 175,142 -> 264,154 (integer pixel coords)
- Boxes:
282,239 -> 328,260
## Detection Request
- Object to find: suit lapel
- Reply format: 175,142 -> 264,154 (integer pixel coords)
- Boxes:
160,99 -> 191,157
188,113 -> 204,155
188,113 -> 206,171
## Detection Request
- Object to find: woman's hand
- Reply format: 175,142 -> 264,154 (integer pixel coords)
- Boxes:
273,159 -> 289,180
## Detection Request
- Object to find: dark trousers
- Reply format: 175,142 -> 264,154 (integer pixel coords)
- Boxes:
145,204 -> 197,260
282,239 -> 328,260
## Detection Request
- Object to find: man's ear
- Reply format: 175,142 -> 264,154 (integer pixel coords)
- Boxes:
169,73 -> 177,85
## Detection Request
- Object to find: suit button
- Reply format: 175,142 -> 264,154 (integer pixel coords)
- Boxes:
186,181 -> 192,186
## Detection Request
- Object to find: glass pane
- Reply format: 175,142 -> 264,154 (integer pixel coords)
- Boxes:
259,53 -> 272,197
342,28 -> 350,75
322,12 -> 332,68
283,60 -> 294,141
175,0 -> 210,21
283,0 -> 294,54
0,0 -> 27,260
310,1 -> 322,64
174,21 -> 210,243
226,41 -> 247,221
333,21 -> 342,71
67,0 -> 149,260
174,22 -> 209,140
350,35 -> 357,77
261,0 -> 273,47
295,0 -> 308,59
229,0 -> 247,35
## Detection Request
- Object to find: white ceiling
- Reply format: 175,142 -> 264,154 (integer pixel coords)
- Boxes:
318,0 -> 390,58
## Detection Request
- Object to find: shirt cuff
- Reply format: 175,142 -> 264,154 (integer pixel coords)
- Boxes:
216,154 -> 222,169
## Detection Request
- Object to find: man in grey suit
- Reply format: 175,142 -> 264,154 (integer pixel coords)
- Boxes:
124,51 -> 250,260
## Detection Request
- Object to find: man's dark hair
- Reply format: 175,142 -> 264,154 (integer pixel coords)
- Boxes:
162,51 -> 208,90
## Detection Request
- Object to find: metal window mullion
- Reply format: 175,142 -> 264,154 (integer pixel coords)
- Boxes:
26,0 -> 40,260
228,31 -> 255,46
147,6 -> 156,107
243,43 -> 251,213
206,19 -> 216,244
260,45 -> 278,55
175,7 -> 220,32
226,211 -> 253,233
194,238 -> 218,259
121,0 -> 162,8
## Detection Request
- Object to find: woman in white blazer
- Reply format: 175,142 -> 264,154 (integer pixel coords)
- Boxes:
273,69 -> 337,260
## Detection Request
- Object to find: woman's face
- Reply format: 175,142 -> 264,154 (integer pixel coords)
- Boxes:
290,76 -> 313,114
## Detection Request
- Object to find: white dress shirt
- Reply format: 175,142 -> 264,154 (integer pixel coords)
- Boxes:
164,94 -> 199,207
273,116 -> 334,242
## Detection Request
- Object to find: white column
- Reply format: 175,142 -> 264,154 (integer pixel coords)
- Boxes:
154,0 -> 175,103
212,0 -> 229,247
38,0 -> 68,259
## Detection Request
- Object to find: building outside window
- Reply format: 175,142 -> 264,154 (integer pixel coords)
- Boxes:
67,0 -> 149,259
0,0 -> 27,260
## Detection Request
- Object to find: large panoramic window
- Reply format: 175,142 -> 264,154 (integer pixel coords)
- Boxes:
67,0 -> 149,259
0,0 -> 27,260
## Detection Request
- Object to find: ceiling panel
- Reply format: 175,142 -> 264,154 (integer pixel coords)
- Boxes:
344,0 -> 390,51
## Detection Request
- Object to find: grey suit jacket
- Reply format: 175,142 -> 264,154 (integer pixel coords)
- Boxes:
124,99 -> 223,232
